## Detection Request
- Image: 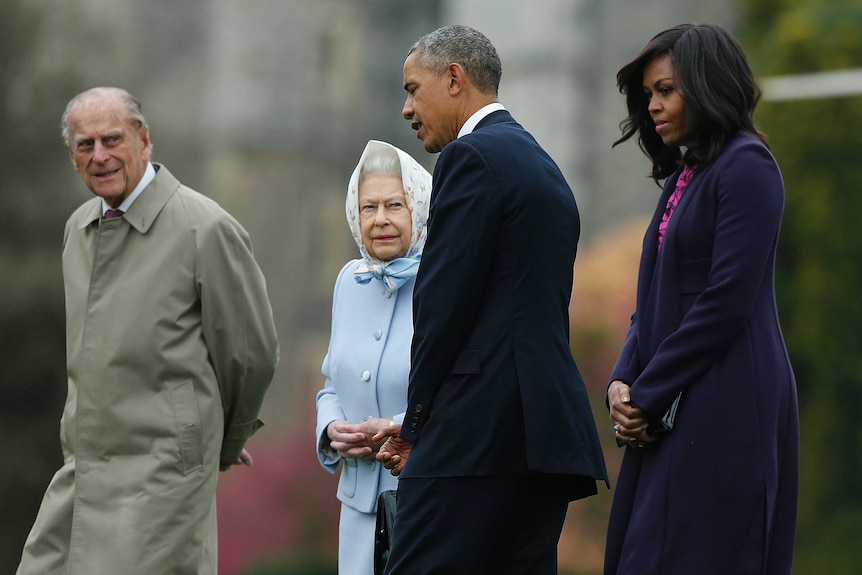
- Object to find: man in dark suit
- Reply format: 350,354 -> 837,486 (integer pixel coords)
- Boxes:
374,25 -> 608,574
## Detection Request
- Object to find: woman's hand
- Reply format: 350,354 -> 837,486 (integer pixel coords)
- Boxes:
327,418 -> 397,459
608,380 -> 656,447
326,420 -> 372,458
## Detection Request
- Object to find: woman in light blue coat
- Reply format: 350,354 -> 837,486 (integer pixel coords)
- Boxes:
316,140 -> 432,575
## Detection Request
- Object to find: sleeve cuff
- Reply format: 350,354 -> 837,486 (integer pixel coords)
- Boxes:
220,418 -> 265,464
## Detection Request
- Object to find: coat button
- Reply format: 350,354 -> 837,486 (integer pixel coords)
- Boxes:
414,404 -> 422,413
361,370 -> 371,382
373,330 -> 382,340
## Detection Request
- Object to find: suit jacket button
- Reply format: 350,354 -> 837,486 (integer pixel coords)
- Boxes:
361,370 -> 371,382
414,404 -> 422,413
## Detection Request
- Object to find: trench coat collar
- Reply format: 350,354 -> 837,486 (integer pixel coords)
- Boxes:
76,163 -> 179,234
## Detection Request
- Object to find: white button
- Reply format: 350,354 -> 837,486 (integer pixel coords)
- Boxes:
373,330 -> 382,340
361,370 -> 371,381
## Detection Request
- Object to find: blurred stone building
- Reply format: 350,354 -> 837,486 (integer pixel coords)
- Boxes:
3,0 -> 744,571
27,0 -> 736,429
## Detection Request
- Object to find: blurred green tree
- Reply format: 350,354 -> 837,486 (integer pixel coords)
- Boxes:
744,1 -> 862,573
0,1 -> 83,571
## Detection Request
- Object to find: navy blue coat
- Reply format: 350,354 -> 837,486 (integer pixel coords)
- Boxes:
399,110 -> 607,494
605,133 -> 799,575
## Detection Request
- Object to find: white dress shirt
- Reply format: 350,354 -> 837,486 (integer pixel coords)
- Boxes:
101,161 -> 156,216
458,102 -> 506,138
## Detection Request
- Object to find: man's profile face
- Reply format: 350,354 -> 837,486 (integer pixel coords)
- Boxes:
67,95 -> 151,208
402,52 -> 458,154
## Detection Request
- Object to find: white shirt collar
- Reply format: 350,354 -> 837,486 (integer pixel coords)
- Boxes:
458,102 -> 506,138
101,162 -> 156,216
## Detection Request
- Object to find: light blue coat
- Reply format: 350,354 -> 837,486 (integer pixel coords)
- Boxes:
316,259 -> 412,514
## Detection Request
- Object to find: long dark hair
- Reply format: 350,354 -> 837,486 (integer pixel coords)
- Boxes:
614,23 -> 767,182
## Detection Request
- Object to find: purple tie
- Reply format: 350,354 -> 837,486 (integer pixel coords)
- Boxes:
657,166 -> 694,250
104,209 -> 124,220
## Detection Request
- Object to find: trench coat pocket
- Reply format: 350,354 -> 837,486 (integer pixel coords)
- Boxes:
170,380 -> 203,474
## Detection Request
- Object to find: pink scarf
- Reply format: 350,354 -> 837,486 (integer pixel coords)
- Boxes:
657,166 -> 694,250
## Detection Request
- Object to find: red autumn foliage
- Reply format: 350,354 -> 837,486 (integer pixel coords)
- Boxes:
216,219 -> 647,574
216,410 -> 340,574
570,219 -> 646,394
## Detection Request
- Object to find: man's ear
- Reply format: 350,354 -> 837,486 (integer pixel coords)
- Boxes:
139,125 -> 152,157
69,149 -> 81,173
447,63 -> 467,96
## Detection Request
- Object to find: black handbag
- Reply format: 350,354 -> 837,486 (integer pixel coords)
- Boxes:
373,490 -> 398,575
616,391 -> 683,447
649,391 -> 682,434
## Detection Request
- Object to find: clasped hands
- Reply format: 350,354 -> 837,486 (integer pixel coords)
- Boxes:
326,418 -> 394,459
608,380 -> 656,448
327,419 -> 410,475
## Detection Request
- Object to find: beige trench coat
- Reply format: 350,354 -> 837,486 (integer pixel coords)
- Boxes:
17,165 -> 279,575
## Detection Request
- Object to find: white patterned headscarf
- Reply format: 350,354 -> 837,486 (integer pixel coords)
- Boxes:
345,140 -> 432,297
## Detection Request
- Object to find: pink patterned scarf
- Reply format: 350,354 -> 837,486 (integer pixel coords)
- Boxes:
657,166 -> 694,250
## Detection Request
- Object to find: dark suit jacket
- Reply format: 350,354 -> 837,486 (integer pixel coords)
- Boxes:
400,110 -> 607,492
605,133 -> 798,574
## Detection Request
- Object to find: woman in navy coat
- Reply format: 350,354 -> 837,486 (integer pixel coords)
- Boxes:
605,24 -> 799,575
316,140 -> 432,575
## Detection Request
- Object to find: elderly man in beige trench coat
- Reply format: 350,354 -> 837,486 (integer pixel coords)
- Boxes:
15,87 -> 279,575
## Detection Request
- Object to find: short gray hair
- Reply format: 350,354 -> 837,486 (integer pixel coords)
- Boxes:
61,87 -> 148,147
408,25 -> 502,94
359,146 -> 402,187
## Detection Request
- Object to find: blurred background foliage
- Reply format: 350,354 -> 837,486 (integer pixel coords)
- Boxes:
1,0 -> 859,574
745,1 -> 862,573
0,0 -> 81,570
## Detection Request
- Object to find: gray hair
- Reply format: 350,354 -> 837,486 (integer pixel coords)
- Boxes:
408,25 -> 502,94
61,87 -> 148,147
359,146 -> 402,187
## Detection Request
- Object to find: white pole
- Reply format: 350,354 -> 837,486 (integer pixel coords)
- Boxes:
761,68 -> 862,102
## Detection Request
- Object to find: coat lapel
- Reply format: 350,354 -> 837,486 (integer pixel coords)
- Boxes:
122,164 -> 180,234
73,163 -> 181,234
